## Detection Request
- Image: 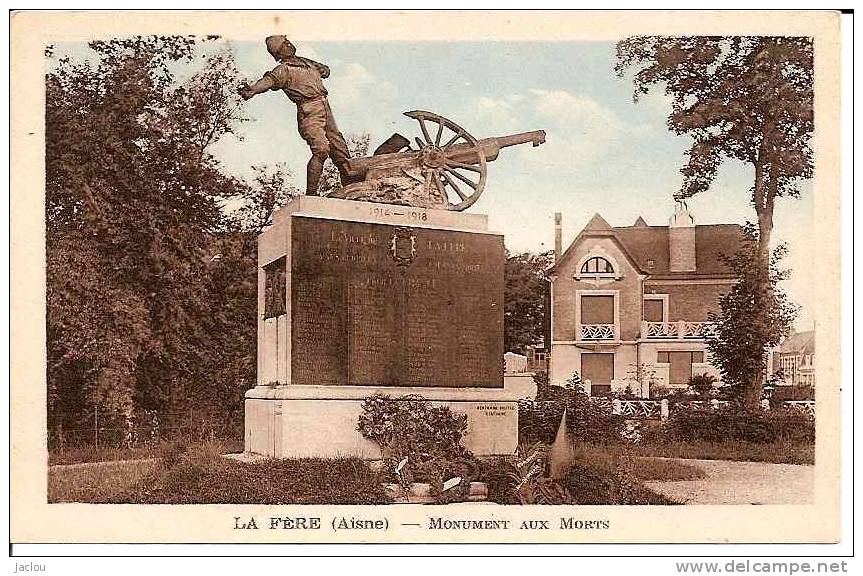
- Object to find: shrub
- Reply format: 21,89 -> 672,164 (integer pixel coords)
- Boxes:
478,457 -> 522,505
649,386 -> 688,400
564,445 -> 680,504
480,443 -> 677,505
519,374 -> 624,444
531,370 -> 550,399
665,406 -> 814,444
357,394 -> 468,458
667,408 -> 767,443
770,385 -> 815,402
615,385 -> 641,400
629,439 -> 814,464
357,394 -> 476,502
481,443 -> 572,505
688,374 -> 717,399
765,407 -> 816,442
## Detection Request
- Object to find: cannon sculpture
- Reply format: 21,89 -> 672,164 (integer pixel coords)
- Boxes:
329,111 -> 546,211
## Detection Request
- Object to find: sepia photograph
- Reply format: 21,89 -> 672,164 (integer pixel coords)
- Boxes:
9,9 -> 846,548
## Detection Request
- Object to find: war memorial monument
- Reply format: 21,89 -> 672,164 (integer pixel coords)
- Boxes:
243,110 -> 546,458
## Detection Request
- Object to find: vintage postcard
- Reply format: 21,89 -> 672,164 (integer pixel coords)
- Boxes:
10,9 -> 845,547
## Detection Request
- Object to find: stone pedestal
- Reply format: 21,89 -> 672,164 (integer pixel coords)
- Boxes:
245,386 -> 517,458
244,196 -> 517,458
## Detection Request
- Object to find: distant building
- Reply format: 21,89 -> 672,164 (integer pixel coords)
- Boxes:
547,204 -> 744,397
526,345 -> 548,372
503,352 -> 528,374
773,330 -> 815,387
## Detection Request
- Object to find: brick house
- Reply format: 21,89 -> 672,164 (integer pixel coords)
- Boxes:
547,205 -> 743,397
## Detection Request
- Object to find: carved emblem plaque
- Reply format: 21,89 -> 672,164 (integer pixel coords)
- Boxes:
390,227 -> 417,266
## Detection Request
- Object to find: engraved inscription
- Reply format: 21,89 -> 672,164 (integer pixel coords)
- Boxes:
475,404 -> 516,417
291,216 -> 503,388
347,275 -> 399,385
405,285 -> 451,386
370,206 -> 429,221
291,275 -> 346,386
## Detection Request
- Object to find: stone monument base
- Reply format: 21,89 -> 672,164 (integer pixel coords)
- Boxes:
244,386 -> 518,459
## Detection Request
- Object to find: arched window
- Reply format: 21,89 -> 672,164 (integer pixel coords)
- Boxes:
580,256 -> 615,275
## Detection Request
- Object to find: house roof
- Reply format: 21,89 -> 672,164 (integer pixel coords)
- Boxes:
780,330 -> 815,355
584,213 -> 612,231
551,215 -> 744,279
614,223 -> 744,277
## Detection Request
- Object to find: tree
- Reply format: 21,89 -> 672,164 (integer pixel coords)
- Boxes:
616,36 -> 812,408
46,36 -> 253,432
706,225 -> 797,408
504,250 -> 554,354
231,164 -> 301,236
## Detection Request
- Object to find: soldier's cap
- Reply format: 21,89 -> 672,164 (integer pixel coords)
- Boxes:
265,35 -> 295,58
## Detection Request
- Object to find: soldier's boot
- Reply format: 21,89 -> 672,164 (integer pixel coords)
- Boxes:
336,161 -> 356,186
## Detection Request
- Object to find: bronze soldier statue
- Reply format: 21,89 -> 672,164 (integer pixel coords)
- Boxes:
239,36 -> 352,196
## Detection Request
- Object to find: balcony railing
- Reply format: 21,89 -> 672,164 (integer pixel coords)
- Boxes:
579,323 -> 616,340
641,320 -> 715,340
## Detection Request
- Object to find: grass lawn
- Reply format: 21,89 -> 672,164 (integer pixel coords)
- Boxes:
49,438 -> 243,466
50,446 -> 391,505
573,443 -> 707,482
630,456 -> 708,481
627,440 -> 814,465
49,442 -> 682,505
54,438 -> 810,505
49,459 -> 162,502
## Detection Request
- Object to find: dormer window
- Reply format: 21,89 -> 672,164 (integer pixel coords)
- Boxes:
581,256 -> 614,275
574,249 -> 622,283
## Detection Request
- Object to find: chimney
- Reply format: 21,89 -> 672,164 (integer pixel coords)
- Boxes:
554,212 -> 562,261
669,202 -> 696,272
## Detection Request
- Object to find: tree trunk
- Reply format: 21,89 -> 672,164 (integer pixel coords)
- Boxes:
744,153 -> 775,412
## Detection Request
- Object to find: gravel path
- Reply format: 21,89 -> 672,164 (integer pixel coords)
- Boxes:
644,458 -> 814,505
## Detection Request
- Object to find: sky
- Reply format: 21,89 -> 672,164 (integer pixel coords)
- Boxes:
55,39 -> 815,330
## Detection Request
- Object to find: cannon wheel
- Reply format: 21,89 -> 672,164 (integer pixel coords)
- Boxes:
404,110 -> 487,211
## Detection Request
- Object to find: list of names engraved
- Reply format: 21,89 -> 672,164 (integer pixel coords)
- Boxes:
291,275 -> 346,386
347,275 -> 400,385
405,282 -> 451,386
291,216 -> 503,387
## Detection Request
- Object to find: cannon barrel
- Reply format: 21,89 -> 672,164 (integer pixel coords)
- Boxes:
473,129 -> 546,162
442,129 -> 545,165
345,129 -> 546,180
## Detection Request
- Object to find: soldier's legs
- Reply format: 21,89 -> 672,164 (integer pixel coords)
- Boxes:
297,101 -> 331,195
305,154 -> 327,196
323,101 -> 352,184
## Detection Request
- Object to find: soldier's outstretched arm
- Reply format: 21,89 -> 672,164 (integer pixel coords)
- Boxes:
238,75 -> 276,100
